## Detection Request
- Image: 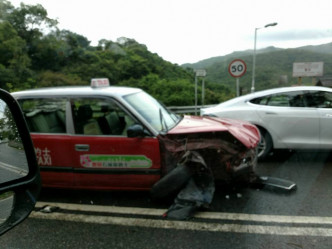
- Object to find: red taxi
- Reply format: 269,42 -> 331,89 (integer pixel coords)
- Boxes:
13,79 -> 260,191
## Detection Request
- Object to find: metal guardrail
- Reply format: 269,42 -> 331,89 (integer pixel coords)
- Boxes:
168,105 -> 216,115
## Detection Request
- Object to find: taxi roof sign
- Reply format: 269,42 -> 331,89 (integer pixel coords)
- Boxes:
91,78 -> 110,88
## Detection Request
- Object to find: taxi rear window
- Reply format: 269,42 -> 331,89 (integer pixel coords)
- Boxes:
19,98 -> 67,133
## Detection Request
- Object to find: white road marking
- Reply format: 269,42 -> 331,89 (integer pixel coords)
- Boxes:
35,202 -> 332,224
0,161 -> 28,176
32,202 -> 332,237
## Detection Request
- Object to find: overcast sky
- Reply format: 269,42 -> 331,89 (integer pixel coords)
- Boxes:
9,0 -> 332,65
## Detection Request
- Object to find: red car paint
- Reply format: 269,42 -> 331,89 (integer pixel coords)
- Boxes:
32,134 -> 161,190
168,115 -> 260,149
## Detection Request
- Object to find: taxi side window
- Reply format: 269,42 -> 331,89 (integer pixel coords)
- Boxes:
19,98 -> 66,133
71,98 -> 136,136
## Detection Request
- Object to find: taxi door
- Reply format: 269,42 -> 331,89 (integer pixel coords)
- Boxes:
69,97 -> 161,190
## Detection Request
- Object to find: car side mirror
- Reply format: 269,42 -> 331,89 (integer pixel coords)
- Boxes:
127,124 -> 149,138
0,89 -> 40,236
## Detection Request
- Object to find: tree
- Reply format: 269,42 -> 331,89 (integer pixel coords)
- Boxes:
7,3 -> 58,42
59,30 -> 90,49
6,3 -> 58,72
0,21 -> 31,89
37,71 -> 86,87
0,0 -> 15,20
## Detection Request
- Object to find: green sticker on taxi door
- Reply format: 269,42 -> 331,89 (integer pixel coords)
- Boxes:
80,155 -> 152,168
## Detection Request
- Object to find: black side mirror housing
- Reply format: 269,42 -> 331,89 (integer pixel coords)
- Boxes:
0,89 -> 40,236
127,124 -> 149,138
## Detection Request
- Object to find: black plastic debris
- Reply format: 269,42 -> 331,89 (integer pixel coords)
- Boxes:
251,176 -> 297,192
164,176 -> 215,220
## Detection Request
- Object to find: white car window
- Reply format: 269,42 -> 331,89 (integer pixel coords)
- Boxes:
305,91 -> 332,108
266,94 -> 290,107
251,91 -> 306,107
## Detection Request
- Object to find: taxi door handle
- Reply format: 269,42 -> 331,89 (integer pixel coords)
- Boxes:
75,144 -> 90,151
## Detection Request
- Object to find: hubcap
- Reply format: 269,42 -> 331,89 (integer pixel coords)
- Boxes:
257,133 -> 266,158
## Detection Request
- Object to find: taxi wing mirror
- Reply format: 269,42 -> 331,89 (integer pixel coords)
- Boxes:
0,89 -> 40,236
127,124 -> 149,138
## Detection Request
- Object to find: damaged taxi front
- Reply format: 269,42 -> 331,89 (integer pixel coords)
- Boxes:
158,115 -> 260,185
151,115 -> 260,219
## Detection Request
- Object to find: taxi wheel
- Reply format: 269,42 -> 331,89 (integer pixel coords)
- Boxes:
150,164 -> 192,199
257,128 -> 272,159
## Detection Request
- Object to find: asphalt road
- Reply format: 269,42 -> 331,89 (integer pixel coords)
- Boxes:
1,150 -> 332,249
0,143 -> 28,183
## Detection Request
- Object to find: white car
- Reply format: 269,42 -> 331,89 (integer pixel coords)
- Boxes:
201,86 -> 332,158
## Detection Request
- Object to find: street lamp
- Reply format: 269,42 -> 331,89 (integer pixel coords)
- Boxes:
251,22 -> 278,93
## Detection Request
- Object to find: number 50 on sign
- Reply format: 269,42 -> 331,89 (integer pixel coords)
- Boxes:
228,59 -> 247,78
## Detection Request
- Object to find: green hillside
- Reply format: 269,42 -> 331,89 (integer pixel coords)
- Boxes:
183,44 -> 332,95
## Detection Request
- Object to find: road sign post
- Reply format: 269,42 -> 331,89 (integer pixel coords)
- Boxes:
228,59 -> 247,96
194,69 -> 207,115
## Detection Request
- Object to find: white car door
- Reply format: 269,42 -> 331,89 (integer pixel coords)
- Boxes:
254,91 -> 320,149
305,90 -> 332,149
318,108 -> 332,148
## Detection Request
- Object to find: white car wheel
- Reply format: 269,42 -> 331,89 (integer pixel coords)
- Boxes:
257,128 -> 272,159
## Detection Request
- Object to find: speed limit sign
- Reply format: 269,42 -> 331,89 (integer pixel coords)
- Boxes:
228,59 -> 247,78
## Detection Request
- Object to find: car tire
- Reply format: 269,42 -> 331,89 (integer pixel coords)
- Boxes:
150,164 -> 192,199
257,128 -> 272,159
